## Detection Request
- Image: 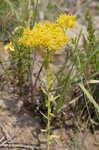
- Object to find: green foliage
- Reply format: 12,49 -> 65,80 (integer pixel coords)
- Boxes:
0,1 -> 99,149
7,27 -> 34,98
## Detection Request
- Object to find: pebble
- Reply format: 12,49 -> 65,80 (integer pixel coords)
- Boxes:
0,99 -> 7,109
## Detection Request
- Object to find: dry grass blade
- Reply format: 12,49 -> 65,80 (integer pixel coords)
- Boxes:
79,83 -> 99,113
87,80 -> 99,84
0,143 -> 39,149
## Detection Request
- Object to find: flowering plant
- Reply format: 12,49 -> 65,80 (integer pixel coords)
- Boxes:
5,14 -> 76,150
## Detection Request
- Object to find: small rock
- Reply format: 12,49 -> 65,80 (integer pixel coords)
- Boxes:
90,2 -> 97,9
0,99 -> 7,109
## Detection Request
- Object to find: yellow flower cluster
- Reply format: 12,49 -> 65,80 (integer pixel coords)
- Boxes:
19,21 -> 69,50
56,14 -> 76,28
5,14 -> 76,51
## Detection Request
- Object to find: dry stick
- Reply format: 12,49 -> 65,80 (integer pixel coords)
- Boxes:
33,63 -> 44,88
0,137 -> 5,144
94,142 -> 99,146
50,72 -> 99,92
0,143 -> 39,149
30,52 -> 36,105
1,134 -> 16,145
0,124 -> 39,149
0,123 -> 16,145
72,72 -> 99,85
60,94 -> 83,112
0,123 -> 11,141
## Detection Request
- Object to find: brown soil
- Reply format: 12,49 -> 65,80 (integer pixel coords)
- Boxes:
0,89 -> 99,150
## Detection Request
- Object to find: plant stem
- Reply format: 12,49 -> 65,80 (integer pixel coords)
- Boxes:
47,89 -> 51,150
44,49 -> 51,150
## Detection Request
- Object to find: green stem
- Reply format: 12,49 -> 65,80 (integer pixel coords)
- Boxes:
47,95 -> 51,150
44,49 -> 51,150
33,0 -> 38,26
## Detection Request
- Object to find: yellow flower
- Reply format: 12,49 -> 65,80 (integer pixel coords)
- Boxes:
4,42 -> 15,51
19,21 -> 69,50
19,28 -> 35,47
56,14 -> 76,28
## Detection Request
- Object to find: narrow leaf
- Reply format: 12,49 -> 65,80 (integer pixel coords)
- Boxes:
79,83 -> 99,112
40,111 -> 48,120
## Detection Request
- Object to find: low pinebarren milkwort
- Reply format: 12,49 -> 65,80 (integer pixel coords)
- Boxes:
5,14 -> 76,51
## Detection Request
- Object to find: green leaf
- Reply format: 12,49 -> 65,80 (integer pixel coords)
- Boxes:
40,111 -> 48,120
50,95 -> 60,102
41,86 -> 48,96
50,112 -> 55,117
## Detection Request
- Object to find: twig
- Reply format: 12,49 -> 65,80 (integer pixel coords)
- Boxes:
94,142 -> 99,146
33,63 -> 44,88
0,123 -> 16,144
0,137 -> 5,144
0,143 -> 39,149
1,134 -> 16,145
72,72 -> 99,85
60,94 -> 83,111
0,123 -> 12,142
